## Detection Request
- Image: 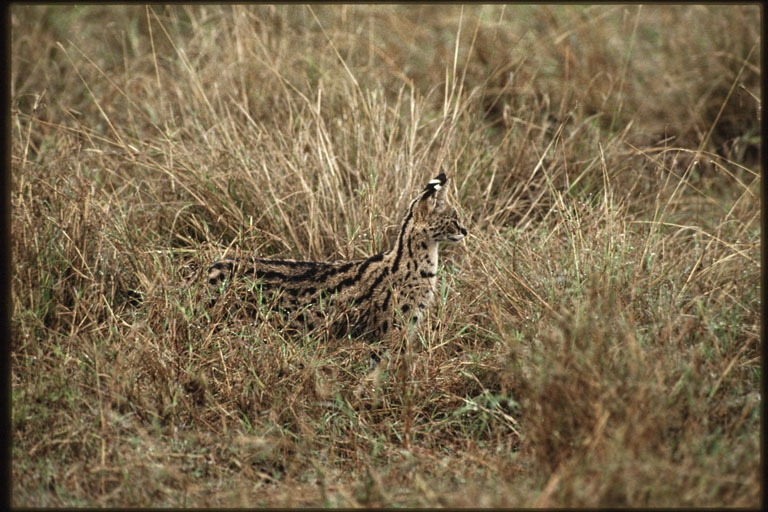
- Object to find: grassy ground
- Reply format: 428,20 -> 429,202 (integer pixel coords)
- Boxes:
10,4 -> 761,507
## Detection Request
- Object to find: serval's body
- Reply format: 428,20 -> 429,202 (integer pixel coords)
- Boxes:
207,173 -> 466,350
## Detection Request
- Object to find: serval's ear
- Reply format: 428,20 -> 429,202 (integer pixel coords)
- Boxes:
414,173 -> 447,220
434,174 -> 449,206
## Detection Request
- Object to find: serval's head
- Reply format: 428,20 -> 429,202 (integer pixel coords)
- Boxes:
412,173 -> 467,243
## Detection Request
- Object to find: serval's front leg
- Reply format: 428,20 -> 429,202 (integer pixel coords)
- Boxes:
367,323 -> 413,371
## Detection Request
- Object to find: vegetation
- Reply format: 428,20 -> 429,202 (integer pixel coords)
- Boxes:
11,4 -> 761,507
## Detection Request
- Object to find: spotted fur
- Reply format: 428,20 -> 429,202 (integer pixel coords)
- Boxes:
207,173 -> 466,347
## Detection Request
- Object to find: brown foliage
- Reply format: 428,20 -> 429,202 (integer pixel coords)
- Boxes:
11,4 -> 760,507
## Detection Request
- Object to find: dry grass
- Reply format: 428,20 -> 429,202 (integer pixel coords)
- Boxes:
10,4 -> 761,507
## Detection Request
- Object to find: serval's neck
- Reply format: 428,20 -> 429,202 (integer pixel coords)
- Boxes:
388,196 -> 439,276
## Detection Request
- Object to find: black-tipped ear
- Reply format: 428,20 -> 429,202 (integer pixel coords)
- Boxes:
435,176 -> 448,204
422,173 -> 447,195
414,173 -> 448,220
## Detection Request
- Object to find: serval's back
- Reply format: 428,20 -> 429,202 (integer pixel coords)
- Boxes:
207,173 -> 466,349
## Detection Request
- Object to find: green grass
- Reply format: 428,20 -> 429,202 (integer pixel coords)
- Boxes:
11,4 -> 761,507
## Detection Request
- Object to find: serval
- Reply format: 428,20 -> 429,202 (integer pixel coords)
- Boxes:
207,173 -> 466,362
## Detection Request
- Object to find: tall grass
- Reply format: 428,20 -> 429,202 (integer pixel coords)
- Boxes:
11,4 -> 761,507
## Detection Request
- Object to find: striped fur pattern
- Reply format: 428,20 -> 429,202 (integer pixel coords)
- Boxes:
207,173 -> 466,346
